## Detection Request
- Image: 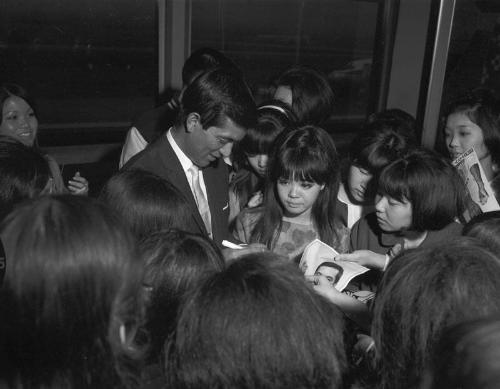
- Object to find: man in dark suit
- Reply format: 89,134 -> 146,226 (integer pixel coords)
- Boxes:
119,48 -> 240,168
123,67 -> 256,247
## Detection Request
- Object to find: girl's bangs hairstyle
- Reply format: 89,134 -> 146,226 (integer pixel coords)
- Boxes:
378,149 -> 466,231
377,158 -> 410,203
270,126 -> 334,185
237,102 -> 296,156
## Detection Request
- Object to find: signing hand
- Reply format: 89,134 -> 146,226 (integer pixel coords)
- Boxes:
222,242 -> 269,263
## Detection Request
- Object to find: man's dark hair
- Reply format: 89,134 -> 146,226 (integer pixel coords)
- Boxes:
179,67 -> 256,130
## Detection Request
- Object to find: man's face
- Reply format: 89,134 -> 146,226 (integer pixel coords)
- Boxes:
187,116 -> 246,167
315,265 -> 340,286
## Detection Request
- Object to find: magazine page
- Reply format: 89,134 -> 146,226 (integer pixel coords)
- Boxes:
299,239 -> 369,292
452,147 -> 500,213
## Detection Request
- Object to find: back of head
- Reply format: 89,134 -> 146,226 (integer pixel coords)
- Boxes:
179,67 -> 257,130
366,108 -> 418,145
99,169 -> 192,240
372,238 -> 500,389
378,147 -> 467,231
423,316 -> 500,389
0,195 -> 143,388
274,66 -> 334,126
182,47 -> 240,86
141,229 -> 224,360
463,210 -> 500,254
165,254 -> 347,389
349,128 -> 412,177
0,136 -> 50,220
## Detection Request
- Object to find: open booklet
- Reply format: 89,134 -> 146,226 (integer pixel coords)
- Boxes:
452,147 -> 500,217
299,239 -> 369,292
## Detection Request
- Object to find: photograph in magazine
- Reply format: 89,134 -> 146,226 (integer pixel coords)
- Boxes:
299,239 -> 369,292
452,147 -> 500,217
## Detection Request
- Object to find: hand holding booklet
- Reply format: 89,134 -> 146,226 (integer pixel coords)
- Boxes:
452,147 -> 500,214
299,239 -> 369,292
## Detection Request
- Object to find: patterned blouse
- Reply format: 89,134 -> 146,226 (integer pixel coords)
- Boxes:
233,208 -> 350,261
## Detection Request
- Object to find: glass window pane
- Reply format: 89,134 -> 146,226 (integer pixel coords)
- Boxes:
191,0 -> 379,121
441,0 -> 500,105
436,0 -> 500,151
0,0 -> 156,133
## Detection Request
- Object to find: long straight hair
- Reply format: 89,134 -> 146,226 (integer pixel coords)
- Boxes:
250,125 -> 341,249
230,100 -> 297,213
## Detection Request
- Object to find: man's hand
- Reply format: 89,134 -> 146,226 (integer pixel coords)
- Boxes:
222,242 -> 269,263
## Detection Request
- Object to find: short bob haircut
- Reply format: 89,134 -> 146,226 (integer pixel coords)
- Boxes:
0,195 -> 144,388
443,88 -> 500,167
378,147 -> 466,231
164,253 -> 347,389
422,316 -> 500,389
140,229 -> 224,361
251,125 -> 341,249
177,67 -> 257,131
371,238 -> 500,389
99,169 -> 192,240
463,210 -> 500,254
274,65 -> 335,126
0,136 -> 51,220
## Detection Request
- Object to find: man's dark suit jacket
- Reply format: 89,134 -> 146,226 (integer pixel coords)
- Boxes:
122,135 -> 230,247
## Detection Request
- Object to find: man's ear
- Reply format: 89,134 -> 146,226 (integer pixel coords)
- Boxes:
185,112 -> 201,133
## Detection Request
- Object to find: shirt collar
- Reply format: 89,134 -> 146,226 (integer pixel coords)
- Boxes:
167,128 -> 195,174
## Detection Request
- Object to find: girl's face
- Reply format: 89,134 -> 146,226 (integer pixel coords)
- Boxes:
0,96 -> 38,147
276,176 -> 324,221
246,153 -> 269,177
375,194 -> 412,232
445,112 -> 489,161
347,165 -> 373,203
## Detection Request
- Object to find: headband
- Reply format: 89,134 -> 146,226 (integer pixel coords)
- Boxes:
258,104 -> 290,117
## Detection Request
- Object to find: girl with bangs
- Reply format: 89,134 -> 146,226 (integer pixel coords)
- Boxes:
233,125 -> 349,261
336,148 -> 466,288
336,121 -> 412,232
228,100 -> 297,225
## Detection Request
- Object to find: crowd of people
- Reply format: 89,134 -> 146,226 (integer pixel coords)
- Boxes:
1,47 -> 500,389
